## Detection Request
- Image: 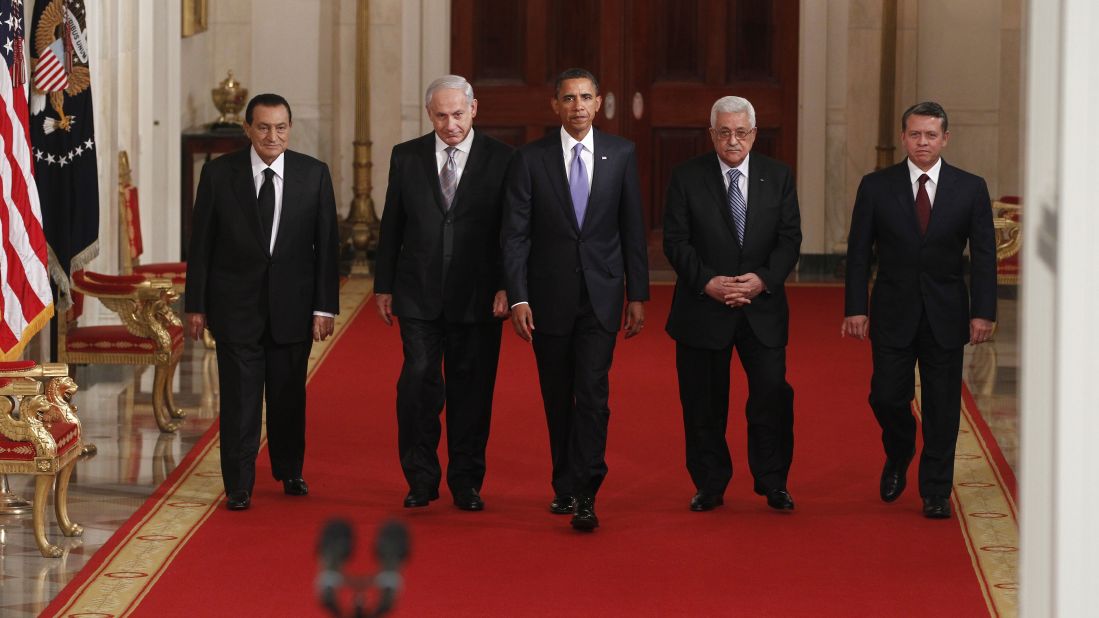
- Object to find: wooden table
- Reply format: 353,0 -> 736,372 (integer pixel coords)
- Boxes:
180,125 -> 250,260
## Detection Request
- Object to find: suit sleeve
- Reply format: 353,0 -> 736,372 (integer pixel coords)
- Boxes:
968,178 -> 998,321
501,152 -> 533,305
619,144 -> 650,302
313,163 -> 340,315
844,176 -> 875,316
662,167 -> 717,295
374,146 -> 405,295
495,145 -> 515,293
753,167 -> 802,292
184,162 -> 216,314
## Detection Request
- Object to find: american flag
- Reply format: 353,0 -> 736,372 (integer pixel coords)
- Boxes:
0,0 -> 53,359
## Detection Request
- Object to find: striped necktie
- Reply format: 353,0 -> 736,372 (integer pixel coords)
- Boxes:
727,168 -> 746,245
440,146 -> 457,209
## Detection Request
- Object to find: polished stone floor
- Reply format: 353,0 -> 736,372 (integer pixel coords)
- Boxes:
0,275 -> 1020,617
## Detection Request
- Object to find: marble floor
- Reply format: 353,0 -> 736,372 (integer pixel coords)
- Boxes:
0,274 -> 1020,617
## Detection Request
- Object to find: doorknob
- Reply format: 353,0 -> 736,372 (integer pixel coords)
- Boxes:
604,92 -> 616,119
632,92 -> 644,120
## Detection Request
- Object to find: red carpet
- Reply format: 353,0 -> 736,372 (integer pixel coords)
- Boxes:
53,285 -> 1002,616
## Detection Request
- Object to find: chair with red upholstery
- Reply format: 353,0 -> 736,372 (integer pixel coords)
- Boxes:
0,361 -> 83,557
118,151 -> 186,291
58,271 -> 185,432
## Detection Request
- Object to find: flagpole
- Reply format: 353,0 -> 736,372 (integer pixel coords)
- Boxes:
0,475 -> 32,515
346,0 -> 379,275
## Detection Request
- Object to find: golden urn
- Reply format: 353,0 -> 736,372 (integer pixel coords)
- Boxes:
211,71 -> 248,126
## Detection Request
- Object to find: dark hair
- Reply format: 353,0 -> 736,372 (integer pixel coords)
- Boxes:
901,101 -> 948,132
245,93 -> 293,124
554,68 -> 600,98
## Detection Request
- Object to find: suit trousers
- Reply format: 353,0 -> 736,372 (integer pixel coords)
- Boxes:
531,277 -> 617,499
215,325 -> 312,494
396,316 -> 502,494
869,311 -> 964,498
675,313 -> 795,496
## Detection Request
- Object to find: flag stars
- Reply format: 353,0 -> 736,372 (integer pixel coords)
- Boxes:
4,39 -> 12,55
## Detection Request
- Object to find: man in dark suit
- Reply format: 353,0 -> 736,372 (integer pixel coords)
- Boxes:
374,75 -> 513,511
663,96 -> 802,513
843,101 -> 996,519
185,93 -> 340,511
503,68 -> 649,532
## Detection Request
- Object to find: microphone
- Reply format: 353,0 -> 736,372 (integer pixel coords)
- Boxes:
316,519 -> 354,614
372,520 -> 410,616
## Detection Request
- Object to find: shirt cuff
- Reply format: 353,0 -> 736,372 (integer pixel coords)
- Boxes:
509,301 -> 529,309
313,311 -> 336,318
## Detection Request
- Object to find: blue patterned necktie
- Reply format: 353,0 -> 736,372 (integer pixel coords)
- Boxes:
569,143 -> 589,225
727,168 -> 746,245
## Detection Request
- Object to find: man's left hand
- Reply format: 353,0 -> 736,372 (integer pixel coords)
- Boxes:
623,301 -> 645,339
969,318 -> 995,345
313,315 -> 336,342
492,290 -> 509,318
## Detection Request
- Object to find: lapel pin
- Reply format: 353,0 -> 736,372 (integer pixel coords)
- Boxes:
601,156 -> 607,160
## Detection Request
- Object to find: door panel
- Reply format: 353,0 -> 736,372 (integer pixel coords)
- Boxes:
452,0 -> 799,229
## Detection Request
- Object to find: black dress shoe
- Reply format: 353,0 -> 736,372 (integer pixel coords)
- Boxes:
765,489 -> 795,511
922,496 -> 951,519
226,490 -> 251,511
283,478 -> 309,496
549,494 -> 576,515
880,451 -> 915,502
689,492 -> 724,512
452,488 -> 484,511
403,488 -> 439,508
570,497 -> 599,531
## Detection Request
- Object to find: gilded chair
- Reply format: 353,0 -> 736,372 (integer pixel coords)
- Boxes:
992,196 -> 1021,285
58,271 -> 185,433
0,361 -> 83,558
118,151 -> 186,291
119,151 -> 215,348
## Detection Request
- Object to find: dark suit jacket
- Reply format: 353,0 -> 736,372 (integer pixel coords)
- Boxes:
502,129 -> 649,335
844,159 -> 997,348
185,148 -> 340,344
374,131 -> 514,323
663,152 -> 802,349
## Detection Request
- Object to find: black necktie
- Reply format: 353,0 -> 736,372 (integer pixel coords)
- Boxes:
259,168 -> 275,251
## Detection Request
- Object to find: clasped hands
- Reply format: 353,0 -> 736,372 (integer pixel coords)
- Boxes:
705,274 -> 764,307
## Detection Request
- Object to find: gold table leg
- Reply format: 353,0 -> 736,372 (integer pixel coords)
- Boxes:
0,474 -> 32,515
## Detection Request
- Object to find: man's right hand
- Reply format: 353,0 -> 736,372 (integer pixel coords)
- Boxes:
186,313 -> 206,341
841,315 -> 869,340
510,304 -> 535,342
376,293 -> 394,326
704,276 -> 750,307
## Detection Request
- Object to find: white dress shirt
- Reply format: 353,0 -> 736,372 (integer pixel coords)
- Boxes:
250,147 -> 285,254
435,128 -> 475,182
250,147 -> 332,319
907,157 -> 942,206
718,152 -> 750,202
560,127 -> 595,192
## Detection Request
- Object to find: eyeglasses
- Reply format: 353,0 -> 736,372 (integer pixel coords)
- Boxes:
714,128 -> 756,142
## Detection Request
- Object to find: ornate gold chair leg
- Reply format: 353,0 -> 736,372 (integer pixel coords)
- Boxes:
33,475 -> 62,558
152,364 -> 180,433
54,460 -> 83,538
166,358 -> 186,420
202,328 -> 216,350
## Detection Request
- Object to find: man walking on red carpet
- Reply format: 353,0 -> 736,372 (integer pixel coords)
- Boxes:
502,68 -> 649,532
375,75 -> 514,511
842,101 -> 997,519
186,94 -> 341,511
663,96 -> 802,513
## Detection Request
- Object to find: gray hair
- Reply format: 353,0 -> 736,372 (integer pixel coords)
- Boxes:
710,96 -> 756,129
424,75 -> 474,108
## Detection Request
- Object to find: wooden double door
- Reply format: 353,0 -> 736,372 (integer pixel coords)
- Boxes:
451,0 -> 799,230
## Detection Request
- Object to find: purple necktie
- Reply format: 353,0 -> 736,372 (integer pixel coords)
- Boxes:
569,143 -> 588,226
